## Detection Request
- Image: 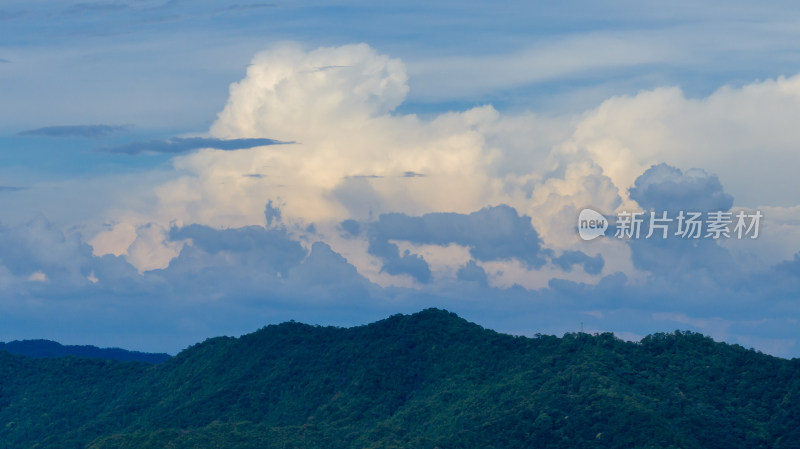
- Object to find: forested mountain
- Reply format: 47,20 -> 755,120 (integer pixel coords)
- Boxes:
0,340 -> 170,364
0,309 -> 798,448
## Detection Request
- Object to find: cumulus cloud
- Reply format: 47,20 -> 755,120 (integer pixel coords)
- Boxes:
456,260 -> 488,286
355,205 -> 606,288
91,43 -> 800,283
601,164 -> 745,289
92,43 -> 520,270
2,208 -> 800,357
368,205 -> 549,269
210,43 -> 409,140
560,76 -> 800,208
629,163 -> 733,213
370,243 -> 432,284
85,36 -> 621,291
0,217 -> 95,285
0,215 -> 378,352
168,224 -> 306,278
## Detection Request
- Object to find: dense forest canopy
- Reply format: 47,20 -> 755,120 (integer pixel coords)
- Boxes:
0,309 -> 798,448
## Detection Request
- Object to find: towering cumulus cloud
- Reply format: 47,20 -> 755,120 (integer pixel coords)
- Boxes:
211,43 -> 409,140
92,43 -> 565,276
100,43 -> 615,287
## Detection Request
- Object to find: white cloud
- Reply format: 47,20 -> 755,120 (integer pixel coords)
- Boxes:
90,44 -> 800,289
94,44 -> 520,270
560,76 -> 800,208
28,271 -> 47,282
126,223 -> 183,273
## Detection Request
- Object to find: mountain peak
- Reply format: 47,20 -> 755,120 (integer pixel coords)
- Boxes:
3,310 -> 798,448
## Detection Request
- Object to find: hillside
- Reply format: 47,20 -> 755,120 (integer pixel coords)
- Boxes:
0,309 -> 798,448
0,340 -> 171,364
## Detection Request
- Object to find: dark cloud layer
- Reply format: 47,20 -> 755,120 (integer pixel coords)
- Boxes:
168,224 -> 306,278
368,205 -> 549,269
18,125 -> 129,138
365,205 -> 605,281
0,194 -> 798,357
100,137 -> 290,155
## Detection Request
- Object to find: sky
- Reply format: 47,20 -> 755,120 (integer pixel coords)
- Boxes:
2,0 -> 800,357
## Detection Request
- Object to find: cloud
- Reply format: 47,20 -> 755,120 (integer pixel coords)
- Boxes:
153,220 -> 381,309
91,43 -> 514,267
3,210 -> 800,357
0,214 -> 378,352
368,205 -> 549,269
264,200 -> 282,228
283,242 -> 376,301
210,43 -> 409,141
339,219 -> 360,237
99,137 -> 290,155
0,186 -> 26,193
615,164 -> 742,285
629,163 -> 733,213
18,125 -> 129,138
360,205 -> 606,287
552,250 -> 604,275
57,44 -> 800,357
368,237 -> 432,284
456,260 -> 488,286
214,3 -> 276,14
775,252 -> 800,277
561,75 -> 800,208
0,58 -> 9,63
168,224 -> 306,278
0,216 -> 117,287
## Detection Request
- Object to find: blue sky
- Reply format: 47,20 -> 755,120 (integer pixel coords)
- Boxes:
2,0 -> 800,356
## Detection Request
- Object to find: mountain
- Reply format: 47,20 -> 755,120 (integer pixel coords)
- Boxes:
0,308 -> 798,448
0,339 -> 171,364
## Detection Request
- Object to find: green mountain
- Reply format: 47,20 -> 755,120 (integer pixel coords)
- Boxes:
0,309 -> 798,448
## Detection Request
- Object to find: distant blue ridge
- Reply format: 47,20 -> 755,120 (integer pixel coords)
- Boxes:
0,339 -> 171,364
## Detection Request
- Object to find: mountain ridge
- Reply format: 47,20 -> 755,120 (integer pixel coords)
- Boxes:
0,339 -> 171,364
1,308 -> 798,449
